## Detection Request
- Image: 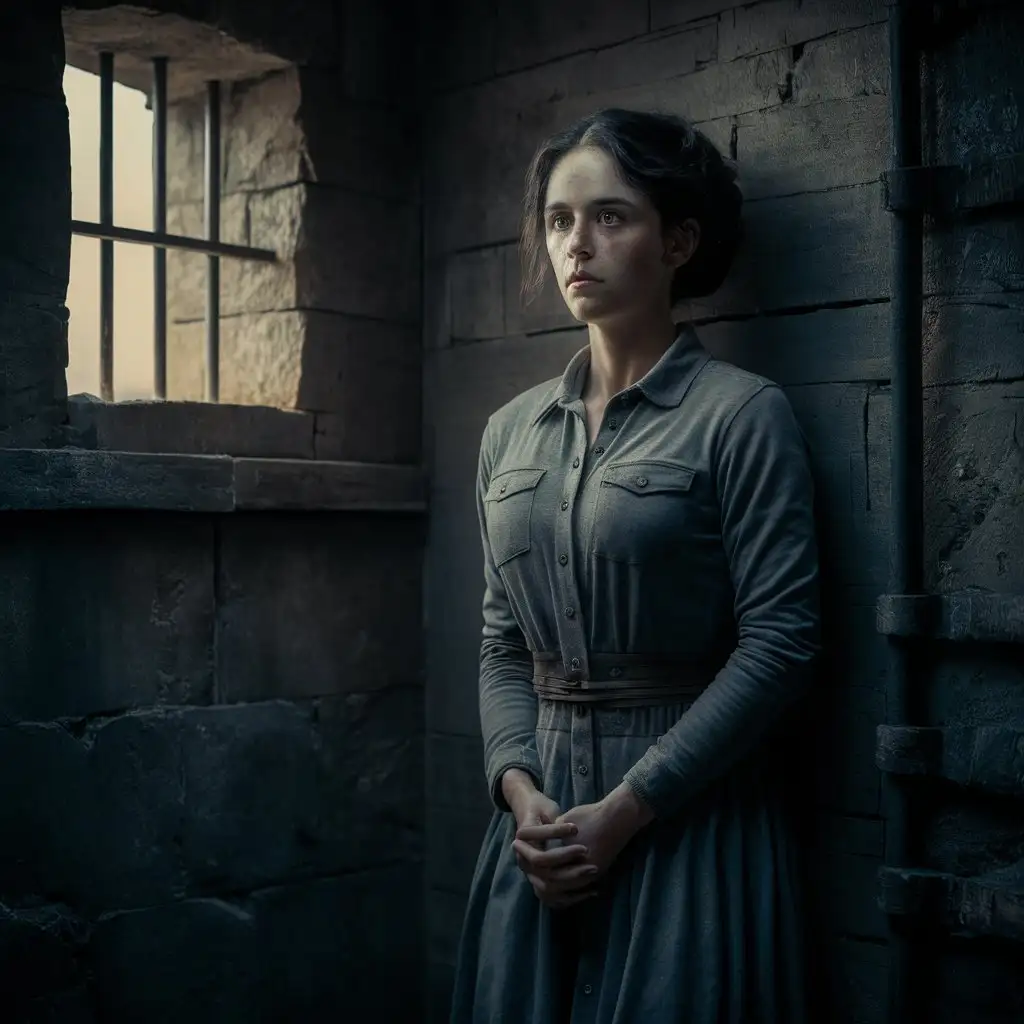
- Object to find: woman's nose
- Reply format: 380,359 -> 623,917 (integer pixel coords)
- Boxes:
567,224 -> 592,259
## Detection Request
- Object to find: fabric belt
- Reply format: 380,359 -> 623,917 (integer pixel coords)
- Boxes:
531,651 -> 719,709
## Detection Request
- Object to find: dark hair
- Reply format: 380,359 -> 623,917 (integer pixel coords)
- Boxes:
519,108 -> 743,304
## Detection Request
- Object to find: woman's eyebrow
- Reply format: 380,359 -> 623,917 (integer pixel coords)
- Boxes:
544,197 -> 637,213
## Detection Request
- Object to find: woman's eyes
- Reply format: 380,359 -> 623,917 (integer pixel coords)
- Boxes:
550,210 -> 622,230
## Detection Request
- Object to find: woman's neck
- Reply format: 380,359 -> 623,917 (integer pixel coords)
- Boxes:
583,313 -> 679,403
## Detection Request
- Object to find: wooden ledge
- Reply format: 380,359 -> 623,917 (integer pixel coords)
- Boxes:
0,449 -> 426,513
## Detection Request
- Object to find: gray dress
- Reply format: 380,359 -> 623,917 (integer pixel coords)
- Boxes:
450,325 -> 821,1024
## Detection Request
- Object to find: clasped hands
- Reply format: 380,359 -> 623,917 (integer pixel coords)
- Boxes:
501,768 -> 654,910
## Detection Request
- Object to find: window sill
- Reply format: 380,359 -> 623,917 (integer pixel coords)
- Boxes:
0,448 -> 426,513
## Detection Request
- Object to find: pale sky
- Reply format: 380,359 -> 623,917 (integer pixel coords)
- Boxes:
64,64 -> 155,401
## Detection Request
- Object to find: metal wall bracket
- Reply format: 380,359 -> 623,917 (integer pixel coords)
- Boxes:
876,725 -> 1024,796
876,592 -> 1024,643
879,860 -> 1024,943
882,152 -> 1024,216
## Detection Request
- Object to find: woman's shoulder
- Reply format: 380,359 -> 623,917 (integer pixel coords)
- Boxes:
483,374 -> 564,444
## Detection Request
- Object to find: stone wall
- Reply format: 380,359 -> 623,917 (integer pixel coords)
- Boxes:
419,2 -> 1024,1022
0,4 -> 70,448
1,3 -> 428,1021
161,35 -> 421,465
0,503 -> 425,1022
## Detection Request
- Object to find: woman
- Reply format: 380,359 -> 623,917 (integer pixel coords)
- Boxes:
450,108 -> 821,1024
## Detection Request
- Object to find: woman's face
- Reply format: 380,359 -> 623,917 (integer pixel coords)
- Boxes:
543,145 -> 693,325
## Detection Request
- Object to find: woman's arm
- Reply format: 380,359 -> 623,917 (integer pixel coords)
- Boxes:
621,383 -> 822,820
476,418 -> 544,812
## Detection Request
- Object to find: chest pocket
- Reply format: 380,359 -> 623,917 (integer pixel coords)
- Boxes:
592,459 -> 698,564
483,468 -> 546,567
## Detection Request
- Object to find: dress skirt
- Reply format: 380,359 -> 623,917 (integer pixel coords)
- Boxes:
449,697 -> 809,1024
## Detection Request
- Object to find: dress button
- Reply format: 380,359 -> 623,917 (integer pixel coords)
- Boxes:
636,476 -> 648,487
572,457 -> 580,468
583,984 -> 593,995
499,483 -> 507,493
609,666 -> 622,679
608,418 -> 618,430
564,606 -> 575,619
594,446 -> 605,456
561,499 -> 569,511
578,764 -> 588,776
559,553 -> 568,566
570,656 -> 580,671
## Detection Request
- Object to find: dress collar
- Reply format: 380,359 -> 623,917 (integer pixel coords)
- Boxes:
533,323 -> 709,425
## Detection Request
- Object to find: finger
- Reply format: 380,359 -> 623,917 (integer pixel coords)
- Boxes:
547,863 -> 602,889
512,839 -> 588,868
515,822 -> 578,843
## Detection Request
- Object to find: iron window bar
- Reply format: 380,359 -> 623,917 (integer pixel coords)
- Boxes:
71,52 -> 277,403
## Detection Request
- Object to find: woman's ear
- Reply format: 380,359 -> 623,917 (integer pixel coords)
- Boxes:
663,218 -> 700,270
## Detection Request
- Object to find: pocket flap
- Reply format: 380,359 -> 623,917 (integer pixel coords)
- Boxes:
603,461 -> 695,496
486,468 -> 546,502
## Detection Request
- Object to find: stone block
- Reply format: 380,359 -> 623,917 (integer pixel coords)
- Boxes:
0,903 -> 87,1006
808,816 -> 887,940
686,182 -> 890,321
251,867 -> 423,1022
216,516 -> 423,701
719,0 -> 887,62
450,247 -> 507,342
0,7 -> 65,98
0,724 -> 93,905
87,710 -> 191,910
925,3 -> 1024,167
921,383 -> 1024,593
699,302 -> 890,386
426,804 -> 490,894
731,93 -> 890,201
0,90 -> 70,301
0,513 -> 215,722
232,459 -> 427,511
0,449 -> 235,512
337,0 -> 418,106
494,0 -> 649,75
168,310 -> 419,416
87,692 -> 422,905
650,0 -> 743,31
925,216 -> 1024,298
0,300 -> 68,446
427,732 -> 489,812
90,898 -> 260,1024
425,0 -> 498,89
66,396 -> 316,458
923,296 -> 1024,387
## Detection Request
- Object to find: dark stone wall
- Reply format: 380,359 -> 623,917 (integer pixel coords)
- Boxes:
2,3 -> 427,1021
419,2 -> 1024,1022
0,510 -> 425,1022
0,3 -> 70,447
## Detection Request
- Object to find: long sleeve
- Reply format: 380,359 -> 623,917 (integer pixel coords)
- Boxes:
476,419 -> 543,812
622,383 -> 822,819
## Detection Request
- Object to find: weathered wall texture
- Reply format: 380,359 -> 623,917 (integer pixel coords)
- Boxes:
160,26 -> 421,464
420,1 -> 1024,1022
1,3 -> 427,1021
0,6 -> 70,448
0,509 -> 425,1022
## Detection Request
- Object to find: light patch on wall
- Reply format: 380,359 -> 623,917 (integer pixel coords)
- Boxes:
64,64 -> 155,402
